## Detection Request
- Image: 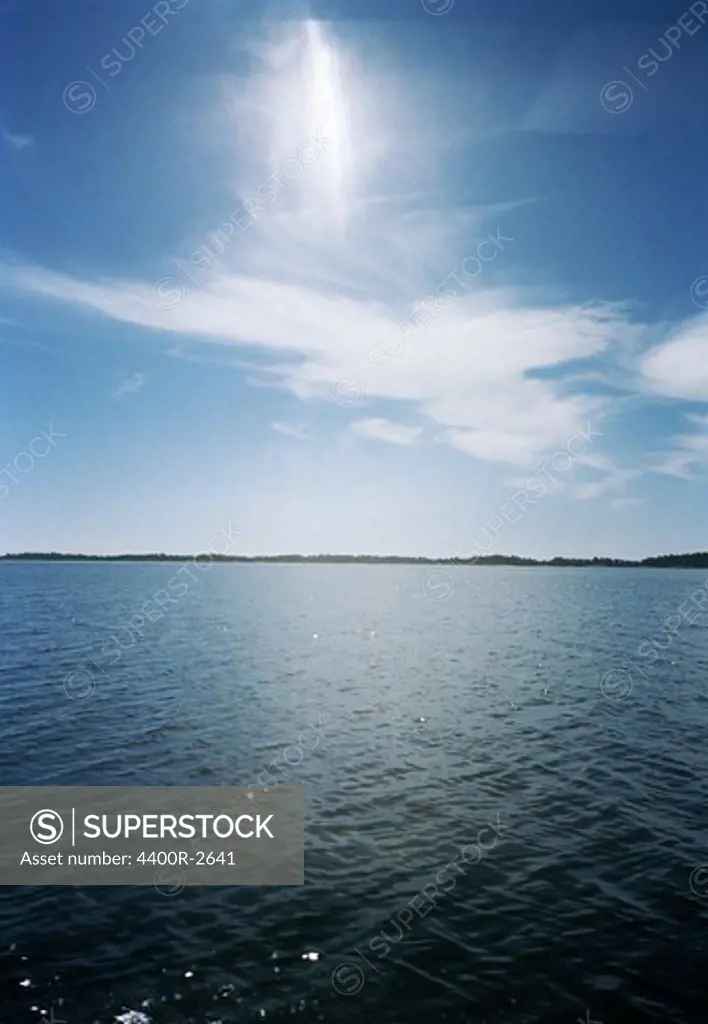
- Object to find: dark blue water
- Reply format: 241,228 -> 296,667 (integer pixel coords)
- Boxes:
1,562 -> 708,1023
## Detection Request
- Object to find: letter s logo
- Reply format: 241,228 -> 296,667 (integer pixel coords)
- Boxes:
30,809 -> 64,844
62,81 -> 97,115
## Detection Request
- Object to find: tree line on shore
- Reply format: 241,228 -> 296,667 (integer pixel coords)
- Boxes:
2,552 -> 708,567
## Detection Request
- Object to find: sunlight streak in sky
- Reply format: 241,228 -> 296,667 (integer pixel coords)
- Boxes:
302,19 -> 351,230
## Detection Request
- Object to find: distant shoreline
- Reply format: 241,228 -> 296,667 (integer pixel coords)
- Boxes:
2,553 -> 708,568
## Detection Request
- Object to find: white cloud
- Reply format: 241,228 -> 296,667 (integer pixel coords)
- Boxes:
0,20 -> 651,477
2,130 -> 34,151
443,424 -> 558,464
270,421 -> 311,440
648,412 -> 708,479
111,373 -> 145,399
350,418 -> 422,446
570,451 -> 642,501
573,468 -> 641,501
638,318 -> 708,400
4,260 -> 640,469
649,454 -> 697,480
610,498 -> 642,510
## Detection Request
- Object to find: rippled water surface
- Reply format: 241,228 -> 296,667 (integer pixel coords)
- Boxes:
1,562 -> 708,1023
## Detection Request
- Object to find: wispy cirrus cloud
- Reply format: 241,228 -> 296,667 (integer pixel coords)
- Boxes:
2,130 -> 34,151
350,418 -> 422,446
638,317 -> 708,401
4,258 -> 640,469
611,497 -> 642,510
648,412 -> 708,480
270,421 -> 311,440
0,14 -> 686,506
567,452 -> 643,502
111,372 -> 145,399
573,470 -> 641,502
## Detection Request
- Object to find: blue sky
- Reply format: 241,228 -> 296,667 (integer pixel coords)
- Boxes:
2,0 -> 708,557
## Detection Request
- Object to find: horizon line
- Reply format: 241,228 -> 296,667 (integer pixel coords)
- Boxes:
2,551 -> 708,565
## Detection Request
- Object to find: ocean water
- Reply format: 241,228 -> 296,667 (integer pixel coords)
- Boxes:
1,561 -> 708,1023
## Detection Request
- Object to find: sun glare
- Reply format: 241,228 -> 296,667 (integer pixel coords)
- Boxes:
303,19 -> 350,223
